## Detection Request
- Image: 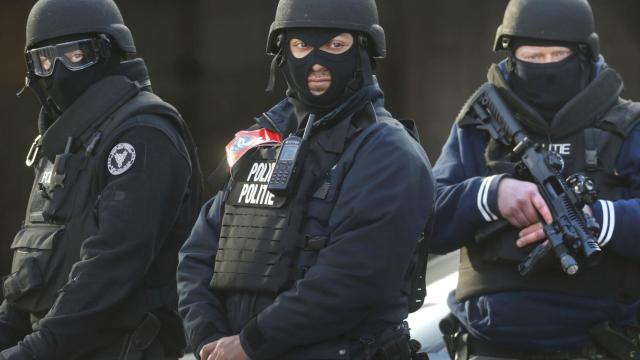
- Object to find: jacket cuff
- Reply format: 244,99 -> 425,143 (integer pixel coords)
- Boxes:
0,345 -> 32,360
195,335 -> 223,360
592,200 -> 616,247
477,174 -> 508,222
239,317 -> 285,360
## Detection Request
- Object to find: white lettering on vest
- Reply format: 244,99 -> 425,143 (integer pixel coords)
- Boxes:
237,183 -> 275,206
266,163 -> 275,182
238,162 -> 278,206
247,162 -> 276,183
41,170 -> 52,185
247,163 -> 259,182
548,143 -> 571,156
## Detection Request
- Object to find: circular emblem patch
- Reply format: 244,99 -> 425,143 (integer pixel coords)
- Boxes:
107,143 -> 136,176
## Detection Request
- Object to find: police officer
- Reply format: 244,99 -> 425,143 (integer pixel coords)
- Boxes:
431,0 -> 640,359
0,0 -> 202,359
177,0 -> 434,359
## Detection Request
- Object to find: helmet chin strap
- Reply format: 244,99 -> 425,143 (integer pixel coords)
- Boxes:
266,34 -> 285,92
19,71 -> 62,119
353,34 -> 374,90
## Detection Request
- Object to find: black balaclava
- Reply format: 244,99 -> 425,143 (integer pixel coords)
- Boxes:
281,29 -> 364,116
31,35 -> 120,118
508,43 -> 592,121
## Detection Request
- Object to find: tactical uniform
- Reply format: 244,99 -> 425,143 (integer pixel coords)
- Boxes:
177,1 -> 435,359
0,1 -> 202,359
431,0 -> 640,359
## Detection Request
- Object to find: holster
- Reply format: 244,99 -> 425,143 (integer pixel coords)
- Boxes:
439,313 -> 462,360
439,316 -> 632,360
81,312 -> 164,360
360,322 -> 429,360
370,335 -> 413,360
589,321 -> 640,360
118,313 -> 162,360
409,339 -> 430,360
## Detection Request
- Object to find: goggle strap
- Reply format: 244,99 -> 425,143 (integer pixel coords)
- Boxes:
265,45 -> 284,93
354,35 -> 373,89
94,35 -> 112,60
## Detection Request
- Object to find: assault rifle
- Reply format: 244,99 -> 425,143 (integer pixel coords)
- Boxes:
461,83 -> 602,276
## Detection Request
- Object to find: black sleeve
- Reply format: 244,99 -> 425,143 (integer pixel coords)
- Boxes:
177,194 -> 233,358
0,301 -> 30,351
239,123 -> 434,359
4,119 -> 192,360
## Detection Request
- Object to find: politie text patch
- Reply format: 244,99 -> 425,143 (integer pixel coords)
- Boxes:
228,160 -> 286,208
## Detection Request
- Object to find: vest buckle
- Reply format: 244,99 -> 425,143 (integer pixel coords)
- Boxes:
25,135 -> 42,167
585,149 -> 599,171
305,236 -> 329,251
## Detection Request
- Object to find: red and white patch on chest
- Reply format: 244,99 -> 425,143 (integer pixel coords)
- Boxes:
225,128 -> 283,168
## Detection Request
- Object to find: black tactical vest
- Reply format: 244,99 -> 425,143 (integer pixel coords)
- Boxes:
209,103 -> 393,295
2,75 -> 202,320
456,67 -> 640,302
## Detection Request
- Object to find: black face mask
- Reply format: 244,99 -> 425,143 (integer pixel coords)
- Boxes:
35,52 -> 119,116
509,53 -> 591,119
282,29 -> 361,112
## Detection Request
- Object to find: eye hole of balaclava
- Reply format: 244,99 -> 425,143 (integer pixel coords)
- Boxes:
508,43 -> 592,121
33,34 -> 120,116
281,28 -> 361,111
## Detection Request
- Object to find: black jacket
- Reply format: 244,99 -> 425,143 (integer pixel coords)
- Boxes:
177,84 -> 434,359
0,60 -> 202,360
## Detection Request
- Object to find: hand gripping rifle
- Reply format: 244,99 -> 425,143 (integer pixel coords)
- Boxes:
461,83 -> 602,276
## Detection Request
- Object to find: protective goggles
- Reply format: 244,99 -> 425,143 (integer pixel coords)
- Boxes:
26,37 -> 110,77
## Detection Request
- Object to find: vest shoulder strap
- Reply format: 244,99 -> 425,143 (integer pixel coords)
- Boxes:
88,91 -> 186,157
101,91 -> 183,138
398,119 -> 421,144
369,102 -> 422,144
455,82 -> 488,127
597,99 -> 640,138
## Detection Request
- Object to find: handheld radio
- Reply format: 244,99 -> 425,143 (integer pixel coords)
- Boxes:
267,114 -> 316,195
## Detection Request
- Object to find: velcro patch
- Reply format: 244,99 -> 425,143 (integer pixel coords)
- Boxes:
107,143 -> 136,175
225,129 -> 282,168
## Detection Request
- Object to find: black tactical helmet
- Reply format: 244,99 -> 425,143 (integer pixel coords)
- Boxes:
494,0 -> 600,59
26,0 -> 136,53
266,0 -> 386,58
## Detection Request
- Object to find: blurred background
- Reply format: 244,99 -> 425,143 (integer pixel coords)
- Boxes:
1,1 -> 639,281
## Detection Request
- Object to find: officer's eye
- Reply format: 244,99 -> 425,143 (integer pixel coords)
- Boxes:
518,53 -> 544,63
320,33 -> 353,54
65,50 -> 85,63
551,50 -> 572,61
291,40 -> 308,49
39,56 -> 52,71
290,39 -> 314,59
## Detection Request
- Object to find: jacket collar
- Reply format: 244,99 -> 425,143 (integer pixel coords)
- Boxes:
258,78 -> 387,130
39,59 -> 152,160
489,57 -> 623,139
41,76 -> 140,160
256,78 -> 389,153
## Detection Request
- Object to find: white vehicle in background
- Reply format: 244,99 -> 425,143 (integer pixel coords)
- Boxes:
181,251 -> 460,360
407,251 -> 459,359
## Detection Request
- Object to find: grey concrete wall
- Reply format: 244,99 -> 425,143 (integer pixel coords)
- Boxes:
1,1 -> 639,281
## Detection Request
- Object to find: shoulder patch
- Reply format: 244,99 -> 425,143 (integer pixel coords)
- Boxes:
107,143 -> 137,175
225,128 -> 282,168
